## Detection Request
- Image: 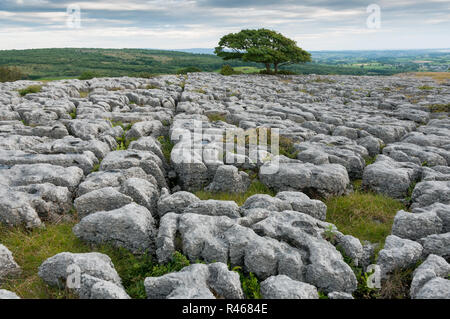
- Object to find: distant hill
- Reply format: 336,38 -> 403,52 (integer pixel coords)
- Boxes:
170,48 -> 216,55
0,48 -> 259,80
0,48 -> 448,80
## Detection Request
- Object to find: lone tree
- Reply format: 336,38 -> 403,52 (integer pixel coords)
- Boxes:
215,29 -> 311,73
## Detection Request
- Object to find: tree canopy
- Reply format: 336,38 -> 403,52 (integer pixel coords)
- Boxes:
215,29 -> 311,73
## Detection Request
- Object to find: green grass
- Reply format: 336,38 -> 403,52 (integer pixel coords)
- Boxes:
115,136 -> 138,151
364,155 -> 378,165
232,266 -> 261,299
110,120 -> 133,131
309,77 -> 337,84
0,222 -> 193,299
428,103 -> 450,113
37,76 -> 78,81
91,163 -> 101,172
192,88 -> 206,94
157,136 -> 174,163
418,85 -> 434,90
232,66 -> 261,74
195,180 -> 275,207
108,250 -> 190,299
69,109 -> 77,119
0,222 -> 89,299
325,190 -> 406,246
18,85 -> 42,96
207,114 -> 227,122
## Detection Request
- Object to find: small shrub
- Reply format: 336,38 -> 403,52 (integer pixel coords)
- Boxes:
322,225 -> 338,244
18,85 -> 42,96
232,266 -> 261,299
418,85 -> 434,90
78,71 -> 99,80
318,291 -> 329,299
220,65 -> 241,76
0,66 -> 26,82
115,135 -> 137,151
69,109 -> 77,119
176,67 -> 202,74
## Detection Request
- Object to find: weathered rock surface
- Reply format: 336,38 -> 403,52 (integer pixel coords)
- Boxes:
144,262 -> 243,299
259,156 -> 350,197
205,165 -> 251,193
0,289 -> 20,299
2,73 -> 450,299
38,252 -> 129,299
260,275 -> 318,299
156,210 -> 357,293
410,254 -> 450,299
0,244 -> 21,281
377,235 -> 423,278
362,155 -> 421,199
73,203 -> 156,254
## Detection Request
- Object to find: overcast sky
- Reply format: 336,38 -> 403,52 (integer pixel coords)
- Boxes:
0,0 -> 449,51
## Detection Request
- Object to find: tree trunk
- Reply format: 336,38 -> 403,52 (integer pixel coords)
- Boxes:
274,63 -> 279,74
265,63 -> 271,73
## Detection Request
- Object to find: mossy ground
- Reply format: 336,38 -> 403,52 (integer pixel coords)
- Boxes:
0,222 -> 191,299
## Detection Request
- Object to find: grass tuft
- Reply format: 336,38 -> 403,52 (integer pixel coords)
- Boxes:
207,114 -> 227,122
18,85 -> 42,96
428,103 -> 450,113
79,91 -> 89,98
157,136 -> 174,163
325,190 -> 406,246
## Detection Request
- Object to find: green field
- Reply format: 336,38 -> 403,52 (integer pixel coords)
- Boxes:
0,48 -> 448,80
